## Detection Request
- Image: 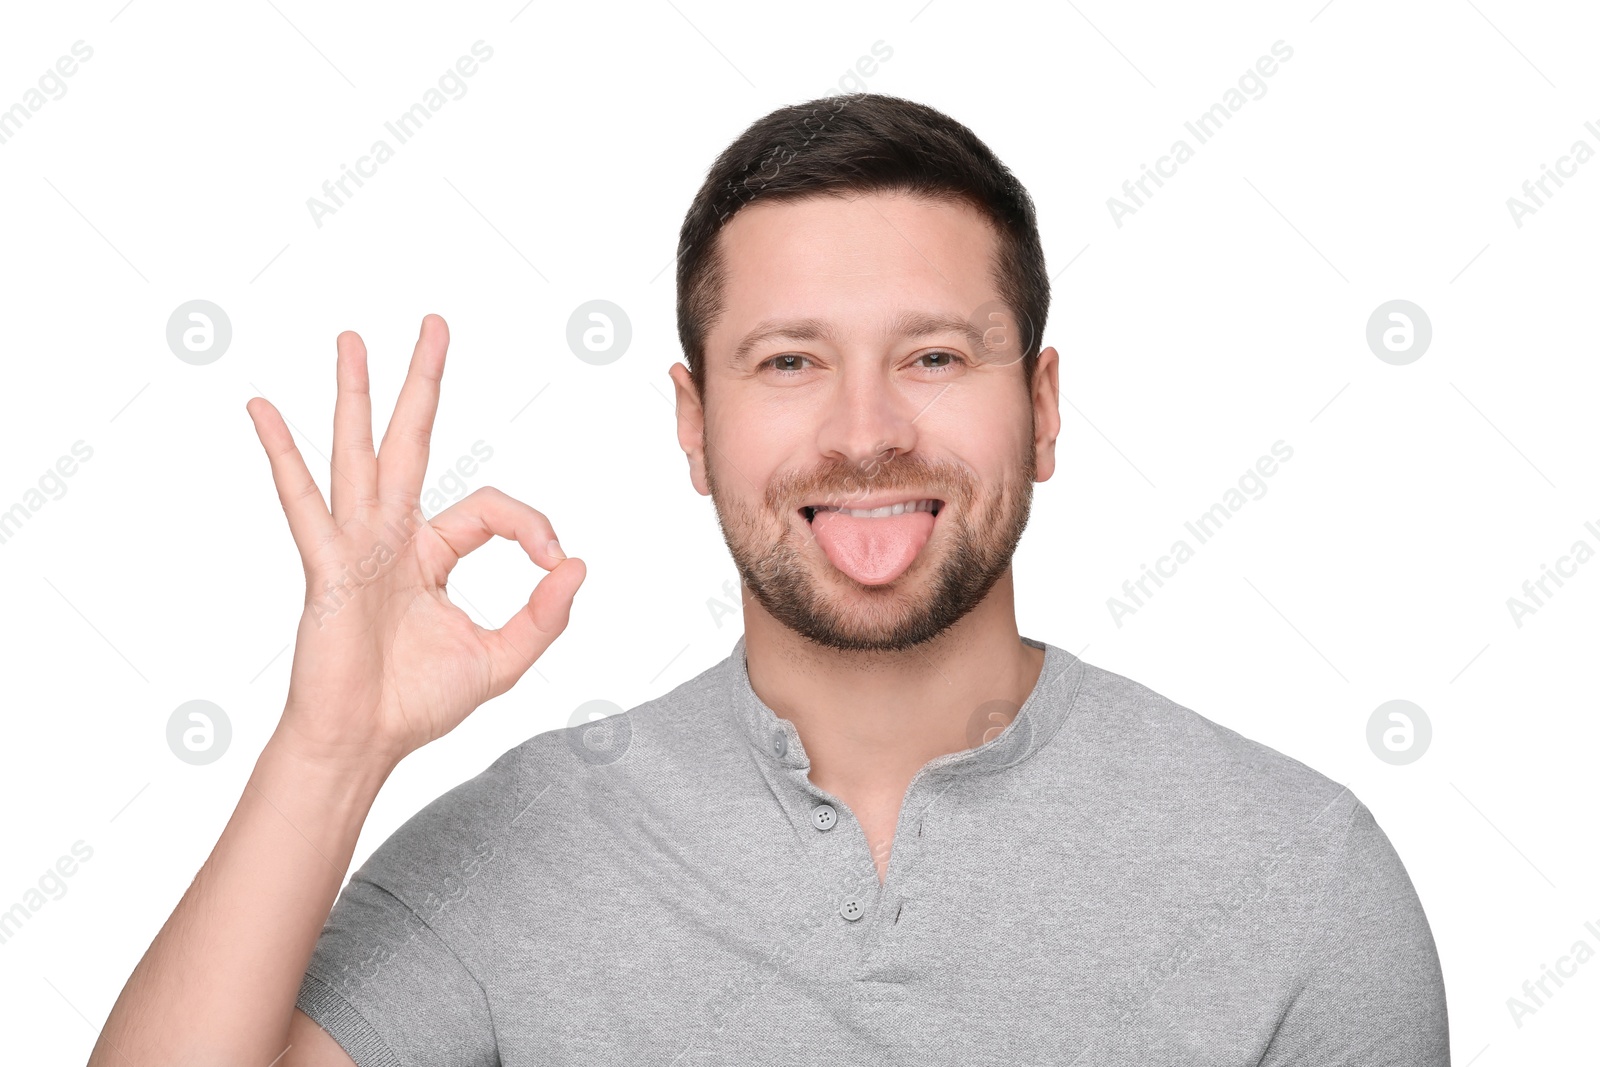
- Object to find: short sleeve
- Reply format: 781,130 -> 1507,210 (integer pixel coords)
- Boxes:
1261,801 -> 1450,1065
296,873 -> 497,1067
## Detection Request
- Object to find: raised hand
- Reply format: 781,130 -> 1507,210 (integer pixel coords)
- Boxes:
92,314 -> 580,1067
246,314 -> 585,769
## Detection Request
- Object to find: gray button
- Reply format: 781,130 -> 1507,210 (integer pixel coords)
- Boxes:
771,729 -> 787,758
810,804 -> 837,831
839,897 -> 865,922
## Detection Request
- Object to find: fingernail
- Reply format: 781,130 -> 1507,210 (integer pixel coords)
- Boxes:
547,538 -> 566,560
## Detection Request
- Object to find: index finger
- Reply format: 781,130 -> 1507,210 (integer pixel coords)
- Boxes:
428,486 -> 581,696
427,486 -> 568,573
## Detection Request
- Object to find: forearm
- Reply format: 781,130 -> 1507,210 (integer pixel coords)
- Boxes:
91,727 -> 396,1066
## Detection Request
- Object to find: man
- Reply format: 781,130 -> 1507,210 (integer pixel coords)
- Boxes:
95,93 -> 1449,1065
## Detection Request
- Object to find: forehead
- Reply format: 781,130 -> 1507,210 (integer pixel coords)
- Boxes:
708,192 -> 1002,346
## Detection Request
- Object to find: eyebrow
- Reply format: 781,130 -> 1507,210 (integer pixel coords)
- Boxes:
729,311 -> 990,368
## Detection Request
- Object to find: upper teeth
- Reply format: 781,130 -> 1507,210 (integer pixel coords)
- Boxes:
814,499 -> 937,518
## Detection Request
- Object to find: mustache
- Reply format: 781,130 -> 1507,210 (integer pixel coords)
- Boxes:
766,456 -> 972,512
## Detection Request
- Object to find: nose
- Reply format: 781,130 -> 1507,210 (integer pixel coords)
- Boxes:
813,359 -> 920,476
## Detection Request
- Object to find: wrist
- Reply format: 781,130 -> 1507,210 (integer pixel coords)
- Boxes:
259,724 -> 402,800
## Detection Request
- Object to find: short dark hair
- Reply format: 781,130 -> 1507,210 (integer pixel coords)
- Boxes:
675,92 -> 1049,398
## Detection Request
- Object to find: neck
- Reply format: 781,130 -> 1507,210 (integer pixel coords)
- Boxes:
741,568 -> 1045,802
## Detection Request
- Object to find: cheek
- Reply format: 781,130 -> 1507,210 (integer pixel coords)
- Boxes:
928,406 -> 1031,465
712,409 -> 803,478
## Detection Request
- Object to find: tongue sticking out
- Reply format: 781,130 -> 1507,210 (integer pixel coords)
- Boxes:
810,508 -> 936,585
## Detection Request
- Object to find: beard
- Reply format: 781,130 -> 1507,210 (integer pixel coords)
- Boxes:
704,434 -> 1036,654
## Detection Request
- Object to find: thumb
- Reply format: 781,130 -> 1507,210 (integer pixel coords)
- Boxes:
484,556 -> 586,693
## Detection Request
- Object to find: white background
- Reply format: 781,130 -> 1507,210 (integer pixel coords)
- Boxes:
1,0 -> 1596,1061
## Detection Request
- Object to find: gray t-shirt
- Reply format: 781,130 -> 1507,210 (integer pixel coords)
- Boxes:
297,635 -> 1449,1065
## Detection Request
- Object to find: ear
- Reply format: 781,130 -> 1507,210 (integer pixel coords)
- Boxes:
1031,346 -> 1061,483
668,362 -> 711,496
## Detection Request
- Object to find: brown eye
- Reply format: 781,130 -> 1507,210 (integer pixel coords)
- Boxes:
763,354 -> 813,374
914,350 -> 966,371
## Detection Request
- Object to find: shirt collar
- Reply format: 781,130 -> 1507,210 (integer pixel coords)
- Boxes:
722,632 -> 1085,778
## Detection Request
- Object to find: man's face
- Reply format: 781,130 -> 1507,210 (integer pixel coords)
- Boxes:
670,191 -> 1059,653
